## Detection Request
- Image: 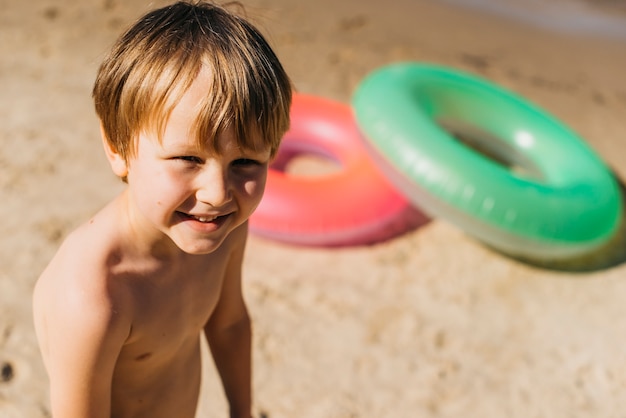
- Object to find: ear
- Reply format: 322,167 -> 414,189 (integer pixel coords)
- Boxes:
100,123 -> 129,178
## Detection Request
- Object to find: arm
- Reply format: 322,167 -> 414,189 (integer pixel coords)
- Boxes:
33,264 -> 130,418
204,224 -> 253,418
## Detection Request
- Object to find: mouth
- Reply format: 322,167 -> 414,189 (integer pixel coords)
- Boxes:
184,212 -> 229,221
178,211 -> 231,227
190,214 -> 219,223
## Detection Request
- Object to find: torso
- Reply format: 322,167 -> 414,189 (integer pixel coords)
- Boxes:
34,195 -> 245,418
108,248 -> 229,418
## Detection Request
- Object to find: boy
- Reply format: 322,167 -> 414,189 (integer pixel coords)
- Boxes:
32,2 -> 292,417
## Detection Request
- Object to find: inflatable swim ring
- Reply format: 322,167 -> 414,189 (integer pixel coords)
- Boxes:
352,63 -> 622,259
249,94 -> 426,246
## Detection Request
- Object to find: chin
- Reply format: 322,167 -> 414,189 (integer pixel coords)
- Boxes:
178,239 -> 227,255
169,219 -> 240,255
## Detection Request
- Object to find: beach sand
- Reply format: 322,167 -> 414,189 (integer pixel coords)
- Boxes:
1,0 -> 626,417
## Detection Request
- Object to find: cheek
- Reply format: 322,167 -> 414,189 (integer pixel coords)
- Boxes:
245,174 -> 267,198
130,165 -> 192,208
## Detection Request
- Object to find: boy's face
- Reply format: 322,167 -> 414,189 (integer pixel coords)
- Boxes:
112,70 -> 271,255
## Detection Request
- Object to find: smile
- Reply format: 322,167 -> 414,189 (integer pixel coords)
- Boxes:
191,215 -> 218,223
176,211 -> 232,232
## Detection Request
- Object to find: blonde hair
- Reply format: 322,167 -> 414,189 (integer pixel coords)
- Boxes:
93,1 -> 292,162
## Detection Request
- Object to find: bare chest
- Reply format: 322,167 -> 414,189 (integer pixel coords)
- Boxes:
120,258 -> 227,359
105,255 -> 231,417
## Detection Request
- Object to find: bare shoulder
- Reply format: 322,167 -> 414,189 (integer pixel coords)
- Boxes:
32,200 -> 135,416
33,202 -> 132,357
36,200 -> 129,301
35,227 -> 127,312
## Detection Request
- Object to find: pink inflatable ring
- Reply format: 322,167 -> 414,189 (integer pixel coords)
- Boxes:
249,94 -> 425,246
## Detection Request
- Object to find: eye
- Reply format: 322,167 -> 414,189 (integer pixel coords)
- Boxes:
174,156 -> 203,164
232,158 -> 262,167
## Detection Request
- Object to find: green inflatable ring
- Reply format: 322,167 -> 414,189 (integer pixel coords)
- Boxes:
352,63 -> 622,259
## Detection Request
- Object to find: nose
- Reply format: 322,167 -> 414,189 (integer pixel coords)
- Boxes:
195,163 -> 232,208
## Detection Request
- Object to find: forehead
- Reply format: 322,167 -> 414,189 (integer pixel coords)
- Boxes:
161,118 -> 269,161
152,66 -> 270,156
166,67 -> 212,130
162,123 -> 267,155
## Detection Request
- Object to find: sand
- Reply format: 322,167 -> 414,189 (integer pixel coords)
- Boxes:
1,0 -> 626,417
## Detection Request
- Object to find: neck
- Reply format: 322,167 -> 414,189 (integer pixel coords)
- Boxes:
114,190 -> 183,262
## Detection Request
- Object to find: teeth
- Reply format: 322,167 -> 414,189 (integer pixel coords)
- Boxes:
193,215 -> 217,223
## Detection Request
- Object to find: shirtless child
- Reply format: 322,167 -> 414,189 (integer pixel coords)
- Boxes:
32,2 -> 292,417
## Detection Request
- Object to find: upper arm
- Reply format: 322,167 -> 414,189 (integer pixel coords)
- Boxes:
204,222 -> 250,334
34,259 -> 131,418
